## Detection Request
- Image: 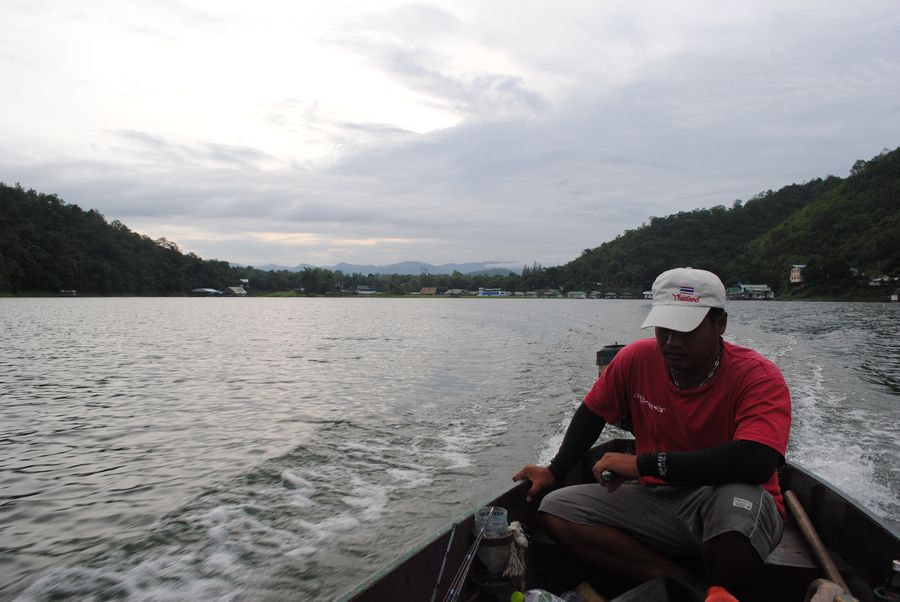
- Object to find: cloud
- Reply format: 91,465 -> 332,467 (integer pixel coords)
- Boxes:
361,43 -> 551,118
327,5 -> 550,120
1,1 -> 899,268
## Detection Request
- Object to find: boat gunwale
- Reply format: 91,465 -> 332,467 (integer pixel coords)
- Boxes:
340,481 -> 531,601
785,461 -> 900,539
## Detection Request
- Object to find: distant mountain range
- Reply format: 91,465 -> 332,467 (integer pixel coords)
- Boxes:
238,260 -> 521,276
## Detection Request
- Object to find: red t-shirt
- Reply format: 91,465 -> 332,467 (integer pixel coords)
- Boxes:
583,337 -> 792,518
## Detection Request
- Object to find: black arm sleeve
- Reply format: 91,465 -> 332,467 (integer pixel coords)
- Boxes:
547,403 -> 606,481
636,440 -> 782,485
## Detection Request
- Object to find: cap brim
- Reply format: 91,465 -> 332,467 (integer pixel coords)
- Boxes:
640,305 -> 710,332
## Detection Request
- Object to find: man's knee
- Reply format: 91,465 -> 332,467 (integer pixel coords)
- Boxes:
701,484 -> 783,561
703,531 -> 761,559
539,511 -> 598,548
538,511 -> 566,541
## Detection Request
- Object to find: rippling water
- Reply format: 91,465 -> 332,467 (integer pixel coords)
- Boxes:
1,298 -> 898,600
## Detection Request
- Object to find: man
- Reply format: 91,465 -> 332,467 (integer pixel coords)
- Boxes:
513,267 -> 791,601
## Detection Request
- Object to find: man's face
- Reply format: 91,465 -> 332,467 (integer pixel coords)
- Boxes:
654,311 -> 726,374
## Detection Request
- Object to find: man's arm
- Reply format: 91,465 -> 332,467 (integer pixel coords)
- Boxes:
513,402 -> 606,502
636,440 -> 781,485
548,402 -> 607,480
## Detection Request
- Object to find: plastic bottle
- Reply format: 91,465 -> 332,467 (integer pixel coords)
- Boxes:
519,589 -> 585,602
521,590 -> 562,602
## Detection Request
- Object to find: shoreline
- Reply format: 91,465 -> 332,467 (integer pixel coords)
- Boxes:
1,291 -> 897,302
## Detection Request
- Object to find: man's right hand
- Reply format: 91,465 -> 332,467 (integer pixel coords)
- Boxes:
512,464 -> 556,503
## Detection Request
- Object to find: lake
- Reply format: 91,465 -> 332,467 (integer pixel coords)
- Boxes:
1,297 -> 898,600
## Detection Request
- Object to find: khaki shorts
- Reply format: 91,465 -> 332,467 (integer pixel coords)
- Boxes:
539,482 -> 783,564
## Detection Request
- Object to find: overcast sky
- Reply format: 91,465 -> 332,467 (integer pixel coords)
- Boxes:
2,1 -> 898,268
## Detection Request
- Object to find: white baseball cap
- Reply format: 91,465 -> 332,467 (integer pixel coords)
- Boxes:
640,267 -> 726,332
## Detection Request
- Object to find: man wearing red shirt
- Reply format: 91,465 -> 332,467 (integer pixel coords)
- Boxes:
513,267 -> 791,601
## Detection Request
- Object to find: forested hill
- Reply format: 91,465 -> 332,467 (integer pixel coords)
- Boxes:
541,147 -> 900,296
0,184 -> 235,294
1,147 -> 898,296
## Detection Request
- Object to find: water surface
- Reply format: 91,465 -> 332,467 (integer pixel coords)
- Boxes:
1,298 -> 897,600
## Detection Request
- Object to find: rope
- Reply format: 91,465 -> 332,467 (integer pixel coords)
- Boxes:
503,521 -> 528,578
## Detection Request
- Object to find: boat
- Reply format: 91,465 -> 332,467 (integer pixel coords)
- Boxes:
344,439 -> 899,601
190,288 -> 223,296
344,346 -> 900,602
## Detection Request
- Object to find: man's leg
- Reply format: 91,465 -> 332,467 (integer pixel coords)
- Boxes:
702,531 -> 765,590
538,483 -> 705,583
540,512 -> 697,582
695,484 -> 782,591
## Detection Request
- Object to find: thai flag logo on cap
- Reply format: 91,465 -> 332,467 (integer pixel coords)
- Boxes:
679,286 -> 695,294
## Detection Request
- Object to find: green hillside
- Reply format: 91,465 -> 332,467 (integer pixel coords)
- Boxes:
544,147 -> 899,297
738,150 -> 900,294
554,178 -> 837,290
0,185 -> 235,295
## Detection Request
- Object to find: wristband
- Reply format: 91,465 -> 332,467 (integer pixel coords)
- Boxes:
657,452 -> 668,478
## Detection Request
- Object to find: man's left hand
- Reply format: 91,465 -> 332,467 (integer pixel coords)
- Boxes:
592,452 -> 639,492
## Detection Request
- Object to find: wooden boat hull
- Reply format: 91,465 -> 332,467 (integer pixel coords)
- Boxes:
344,439 -> 900,602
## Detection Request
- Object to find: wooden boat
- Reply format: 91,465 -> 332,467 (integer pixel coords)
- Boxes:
344,438 -> 900,601
346,341 -> 898,600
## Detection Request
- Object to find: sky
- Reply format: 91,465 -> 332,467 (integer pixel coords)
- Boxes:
1,1 -> 899,269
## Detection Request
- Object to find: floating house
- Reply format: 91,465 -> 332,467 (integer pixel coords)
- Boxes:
478,287 -> 508,297
729,284 -> 775,300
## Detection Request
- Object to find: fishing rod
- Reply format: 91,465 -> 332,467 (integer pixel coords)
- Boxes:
442,507 -> 495,602
429,522 -> 458,602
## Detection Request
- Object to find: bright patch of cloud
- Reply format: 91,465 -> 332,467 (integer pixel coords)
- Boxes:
332,237 -> 423,247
